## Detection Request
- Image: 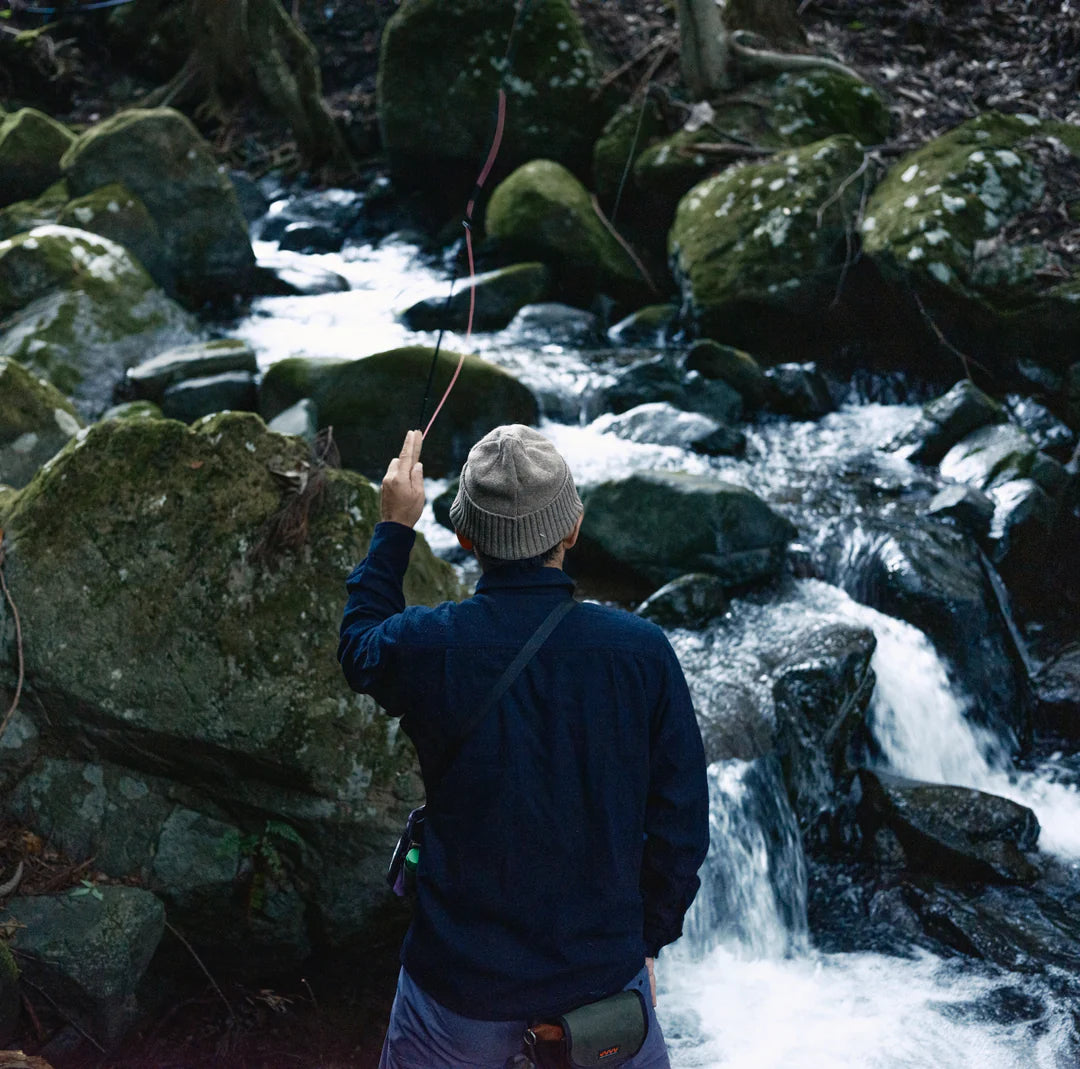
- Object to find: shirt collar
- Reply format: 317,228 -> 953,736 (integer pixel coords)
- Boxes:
475,565 -> 576,595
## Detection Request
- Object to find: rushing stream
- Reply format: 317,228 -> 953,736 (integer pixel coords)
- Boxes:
231,207 -> 1080,1067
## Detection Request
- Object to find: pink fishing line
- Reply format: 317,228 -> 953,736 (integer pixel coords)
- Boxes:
423,88 -> 508,440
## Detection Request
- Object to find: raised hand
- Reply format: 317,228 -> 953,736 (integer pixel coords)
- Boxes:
381,429 -> 425,528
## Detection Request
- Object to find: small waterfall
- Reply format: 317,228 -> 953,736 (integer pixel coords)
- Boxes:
814,583 -> 1080,861
684,757 -> 807,960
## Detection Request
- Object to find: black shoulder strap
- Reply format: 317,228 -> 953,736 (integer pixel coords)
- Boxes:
433,597 -> 575,791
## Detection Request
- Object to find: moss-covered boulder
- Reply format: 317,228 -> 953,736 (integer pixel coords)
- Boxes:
0,179 -> 67,240
685,339 -> 769,407
669,135 -> 868,355
401,262 -> 551,332
630,70 -> 889,243
860,112 -> 1080,370
486,159 -> 648,303
260,347 -> 539,478
578,471 -> 797,589
0,225 -> 197,411
0,357 -> 83,488
378,0 -> 605,189
0,108 -> 75,208
61,108 -> 254,305
58,182 -> 170,289
0,413 -> 461,953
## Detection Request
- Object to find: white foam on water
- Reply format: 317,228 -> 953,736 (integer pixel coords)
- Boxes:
657,947 -> 1076,1069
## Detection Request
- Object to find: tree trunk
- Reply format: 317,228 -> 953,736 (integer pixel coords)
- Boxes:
189,0 -> 349,168
142,0 -> 350,171
675,0 -> 733,99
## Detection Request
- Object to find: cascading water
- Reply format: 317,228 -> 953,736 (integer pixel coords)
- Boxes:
231,215 -> 1080,1068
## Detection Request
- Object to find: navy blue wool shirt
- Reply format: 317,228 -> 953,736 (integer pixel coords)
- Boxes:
338,522 -> 709,1021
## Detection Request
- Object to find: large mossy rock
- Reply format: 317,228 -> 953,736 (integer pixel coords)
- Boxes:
485,159 -> 648,304
259,347 -> 539,478
859,770 -> 1041,883
0,413 -> 460,958
634,71 -> 889,238
0,357 -> 83,489
0,225 -> 196,411
670,135 -> 868,355
0,108 -> 75,208
378,0 -> 604,190
4,886 -> 164,1044
61,108 -> 254,305
578,471 -> 797,589
57,182 -> 170,289
860,112 -> 1080,370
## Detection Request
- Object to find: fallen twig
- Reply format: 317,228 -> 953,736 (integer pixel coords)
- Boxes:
17,977 -> 106,1054
589,194 -> 659,296
0,860 -> 25,897
165,919 -> 235,1021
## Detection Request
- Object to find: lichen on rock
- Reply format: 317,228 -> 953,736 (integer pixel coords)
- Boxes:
669,134 -> 868,354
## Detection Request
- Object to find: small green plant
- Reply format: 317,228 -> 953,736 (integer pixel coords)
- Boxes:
222,820 -> 306,916
69,878 -> 104,901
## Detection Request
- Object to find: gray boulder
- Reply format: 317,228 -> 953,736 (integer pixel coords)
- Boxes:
890,380 -> 1005,465
1033,643 -> 1080,739
685,340 -> 769,408
62,108 -> 255,305
402,263 -> 551,332
501,302 -> 604,348
607,305 -> 678,348
4,886 -> 165,1043
859,770 -> 1041,883
595,402 -> 742,455
773,623 -> 876,845
634,573 -> 729,630
939,422 -> 1039,491
267,399 -> 319,443
161,371 -> 259,422
579,471 -> 797,588
765,362 -> 834,419
127,338 -> 258,402
604,354 -> 743,424
252,252 -> 350,297
259,347 -> 538,478
925,483 -> 994,539
0,357 -> 83,489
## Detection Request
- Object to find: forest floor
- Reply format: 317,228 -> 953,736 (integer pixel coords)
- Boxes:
1,0 -> 1078,1066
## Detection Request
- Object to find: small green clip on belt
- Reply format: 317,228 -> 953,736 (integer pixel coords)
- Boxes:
524,988 -> 647,1069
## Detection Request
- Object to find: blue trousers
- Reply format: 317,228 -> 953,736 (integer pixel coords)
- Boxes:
379,964 -> 671,1069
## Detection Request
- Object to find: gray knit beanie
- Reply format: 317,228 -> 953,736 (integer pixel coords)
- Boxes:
449,425 -> 583,560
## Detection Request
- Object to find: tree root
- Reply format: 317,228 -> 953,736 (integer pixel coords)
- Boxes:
731,30 -> 867,84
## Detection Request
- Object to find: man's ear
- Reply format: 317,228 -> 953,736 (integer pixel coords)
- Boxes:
563,512 -> 584,549
456,531 -> 475,551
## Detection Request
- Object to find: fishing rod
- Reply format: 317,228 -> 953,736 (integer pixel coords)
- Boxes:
5,0 -> 135,13
415,0 -> 530,439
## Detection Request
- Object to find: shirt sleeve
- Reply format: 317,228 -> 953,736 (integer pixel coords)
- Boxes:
337,521 -> 416,712
640,639 -> 710,958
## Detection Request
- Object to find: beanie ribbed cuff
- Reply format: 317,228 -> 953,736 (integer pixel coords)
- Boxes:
450,469 -> 583,560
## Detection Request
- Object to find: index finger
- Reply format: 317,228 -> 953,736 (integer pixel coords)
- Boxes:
401,429 -> 423,465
